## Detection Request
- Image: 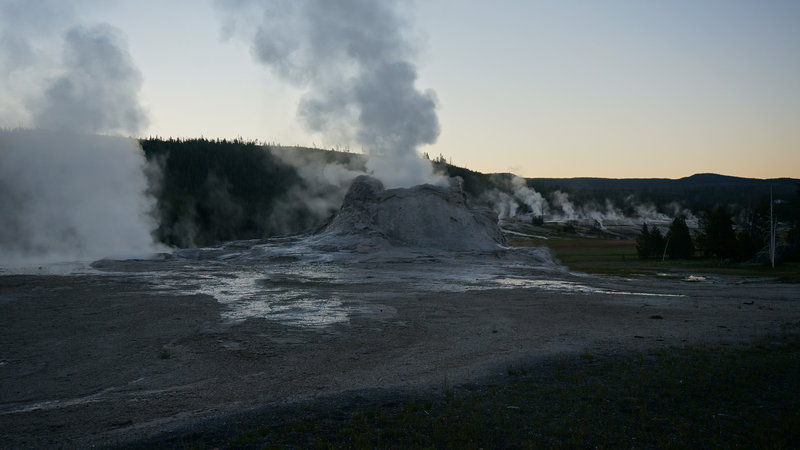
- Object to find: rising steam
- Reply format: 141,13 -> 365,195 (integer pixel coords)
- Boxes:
485,175 -> 696,228
32,24 -> 148,135
0,3 -> 161,264
0,0 -> 74,126
215,0 -> 442,188
0,130 -> 160,263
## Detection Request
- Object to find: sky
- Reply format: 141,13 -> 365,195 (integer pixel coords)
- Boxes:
2,0 -> 798,179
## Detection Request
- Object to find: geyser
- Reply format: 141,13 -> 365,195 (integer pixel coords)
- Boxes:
0,129 -> 161,263
0,6 -> 160,264
215,0 -> 442,188
313,175 -> 506,251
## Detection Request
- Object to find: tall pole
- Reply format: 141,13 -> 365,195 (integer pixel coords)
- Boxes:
770,187 -> 776,269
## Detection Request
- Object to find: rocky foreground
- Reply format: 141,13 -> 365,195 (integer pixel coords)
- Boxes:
1,268 -> 798,448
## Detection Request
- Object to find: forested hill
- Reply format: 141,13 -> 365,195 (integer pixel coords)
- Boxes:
137,137 -> 797,247
526,173 -> 797,192
139,138 -> 374,247
523,173 -> 799,213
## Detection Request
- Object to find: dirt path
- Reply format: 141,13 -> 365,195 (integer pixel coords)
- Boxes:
1,272 -> 798,448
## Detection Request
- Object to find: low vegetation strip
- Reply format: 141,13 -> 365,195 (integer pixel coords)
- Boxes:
148,329 -> 800,449
510,236 -> 800,282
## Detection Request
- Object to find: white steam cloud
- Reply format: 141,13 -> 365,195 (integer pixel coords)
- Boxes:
510,176 -> 546,216
486,176 -> 548,220
0,0 -> 75,126
215,0 -> 443,188
268,147 -> 366,234
486,176 -> 696,228
0,130 -> 160,263
0,2 -> 161,264
32,24 -> 148,135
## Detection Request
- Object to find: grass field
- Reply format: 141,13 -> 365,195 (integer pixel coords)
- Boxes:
508,236 -> 800,283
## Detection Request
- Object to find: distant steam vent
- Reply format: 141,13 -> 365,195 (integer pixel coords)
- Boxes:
312,175 -> 506,251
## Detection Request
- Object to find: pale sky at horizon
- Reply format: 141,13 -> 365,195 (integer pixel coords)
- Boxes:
3,0 -> 799,179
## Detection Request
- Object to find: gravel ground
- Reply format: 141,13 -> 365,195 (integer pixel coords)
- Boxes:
1,256 -> 798,448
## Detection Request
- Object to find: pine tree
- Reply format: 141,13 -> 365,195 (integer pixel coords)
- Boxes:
666,216 -> 694,259
700,207 -> 737,259
636,223 -> 667,259
636,223 -> 653,259
636,223 -> 651,259
651,227 -> 665,259
787,184 -> 800,261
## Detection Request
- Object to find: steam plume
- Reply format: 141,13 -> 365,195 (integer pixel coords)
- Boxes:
510,176 -> 547,216
32,24 -> 147,135
215,0 -> 442,188
0,5 -> 160,263
0,0 -> 74,125
484,175 -> 695,228
485,176 -> 549,219
268,147 -> 367,234
0,130 -> 160,263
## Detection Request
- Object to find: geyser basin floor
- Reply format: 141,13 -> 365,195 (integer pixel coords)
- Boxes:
1,243 -> 799,448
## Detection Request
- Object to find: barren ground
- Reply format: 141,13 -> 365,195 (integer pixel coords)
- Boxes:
1,250 -> 798,448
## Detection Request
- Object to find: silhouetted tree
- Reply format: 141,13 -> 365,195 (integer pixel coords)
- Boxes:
787,184 -> 800,261
699,207 -> 737,259
665,216 -> 694,259
636,223 -> 666,259
651,226 -> 665,259
734,200 -> 769,261
636,223 -> 653,259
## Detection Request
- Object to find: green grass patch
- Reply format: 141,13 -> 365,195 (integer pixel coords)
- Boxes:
179,332 -> 800,449
509,236 -> 800,281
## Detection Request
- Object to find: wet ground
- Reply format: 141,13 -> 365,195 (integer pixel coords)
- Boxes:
1,238 -> 799,448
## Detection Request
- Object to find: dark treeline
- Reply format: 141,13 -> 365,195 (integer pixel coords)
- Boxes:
141,137 -> 302,247
138,137 -> 799,260
636,190 -> 800,263
439,165 -> 800,263
140,139 -> 497,248
526,173 -> 798,217
433,161 -> 494,198
526,173 -> 800,262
